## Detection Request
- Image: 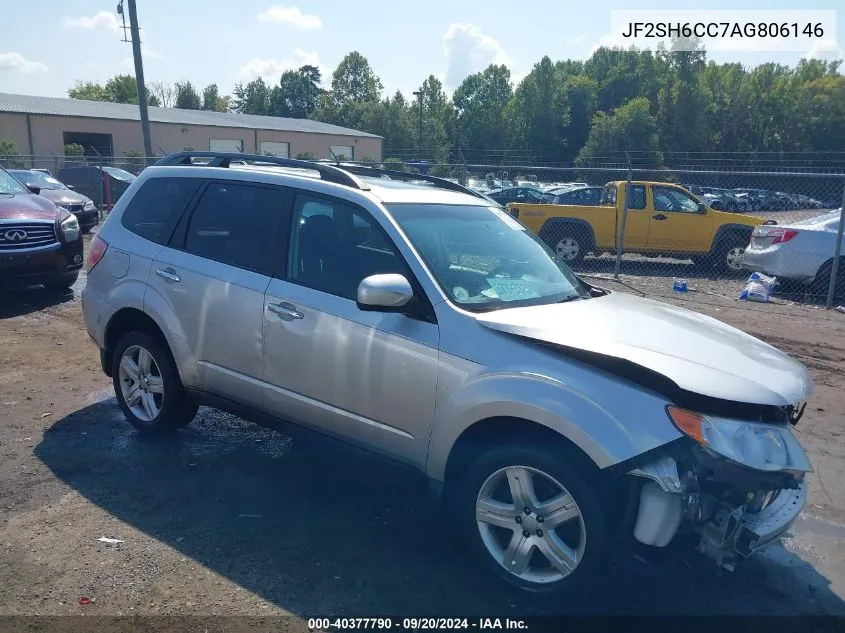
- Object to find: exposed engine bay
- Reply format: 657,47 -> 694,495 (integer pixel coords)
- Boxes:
629,437 -> 808,571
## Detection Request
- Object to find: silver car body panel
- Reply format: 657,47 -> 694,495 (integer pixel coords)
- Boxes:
472,292 -> 813,407
146,246 -> 270,409
263,278 -> 440,469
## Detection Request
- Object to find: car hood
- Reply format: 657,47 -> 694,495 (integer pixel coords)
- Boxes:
36,189 -> 90,205
0,193 -> 62,221
475,292 -> 813,407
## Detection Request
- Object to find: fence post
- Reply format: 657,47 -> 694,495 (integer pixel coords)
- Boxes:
826,181 -> 845,308
613,151 -> 633,280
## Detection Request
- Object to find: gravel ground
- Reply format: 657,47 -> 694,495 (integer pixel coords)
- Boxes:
0,234 -> 844,628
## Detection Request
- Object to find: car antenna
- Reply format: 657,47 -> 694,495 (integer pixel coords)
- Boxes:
328,147 -> 341,166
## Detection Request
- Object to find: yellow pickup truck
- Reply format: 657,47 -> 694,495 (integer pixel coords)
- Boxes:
508,181 -> 764,272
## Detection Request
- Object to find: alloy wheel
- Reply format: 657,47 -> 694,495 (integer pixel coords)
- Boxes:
475,465 -> 586,585
118,345 -> 164,422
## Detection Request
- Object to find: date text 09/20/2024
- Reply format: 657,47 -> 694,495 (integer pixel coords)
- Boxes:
307,618 -> 528,630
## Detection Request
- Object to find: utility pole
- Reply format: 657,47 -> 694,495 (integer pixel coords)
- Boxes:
412,90 -> 423,159
120,0 -> 153,157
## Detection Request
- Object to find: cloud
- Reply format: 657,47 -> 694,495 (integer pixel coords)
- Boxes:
0,52 -> 49,74
61,11 -> 121,33
257,5 -> 321,29
587,34 -> 621,58
443,23 -> 512,91
237,50 -> 326,84
120,46 -> 167,70
803,39 -> 844,62
567,34 -> 588,45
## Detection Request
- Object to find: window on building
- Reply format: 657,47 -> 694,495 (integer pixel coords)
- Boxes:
260,141 -> 290,158
329,145 -> 354,161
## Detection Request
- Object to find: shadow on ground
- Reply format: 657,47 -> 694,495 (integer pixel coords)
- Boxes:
0,286 -> 77,320
34,399 -> 845,617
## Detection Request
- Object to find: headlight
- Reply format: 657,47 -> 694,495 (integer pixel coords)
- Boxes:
83,200 -> 96,211
60,214 -> 80,242
667,406 -> 812,473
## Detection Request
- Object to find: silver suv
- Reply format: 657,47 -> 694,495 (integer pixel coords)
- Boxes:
82,152 -> 813,593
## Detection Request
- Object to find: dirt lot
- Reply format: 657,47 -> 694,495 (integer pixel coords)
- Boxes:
1,235 -> 844,626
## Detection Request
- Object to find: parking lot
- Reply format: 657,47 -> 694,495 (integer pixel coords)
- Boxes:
1,234 -> 844,623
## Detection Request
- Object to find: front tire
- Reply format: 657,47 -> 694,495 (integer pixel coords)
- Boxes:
457,443 -> 608,593
112,331 -> 198,433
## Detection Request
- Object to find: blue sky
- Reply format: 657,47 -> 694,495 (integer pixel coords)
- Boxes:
1,1 -> 842,101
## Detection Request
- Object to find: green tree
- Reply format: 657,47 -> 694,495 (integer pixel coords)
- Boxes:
232,78 -> 270,115
122,148 -> 146,173
330,52 -> 383,104
201,84 -> 224,111
64,143 -> 85,157
576,97 -> 663,165
68,80 -> 109,101
175,81 -> 202,109
68,75 -> 157,105
0,140 -> 24,168
270,65 -> 324,118
453,64 -> 513,157
506,56 -> 570,162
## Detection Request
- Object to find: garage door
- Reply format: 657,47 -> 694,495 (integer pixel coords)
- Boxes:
329,145 -> 354,160
260,141 -> 290,158
209,139 -> 243,152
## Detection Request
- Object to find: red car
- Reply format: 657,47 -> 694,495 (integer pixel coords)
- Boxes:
0,166 -> 84,290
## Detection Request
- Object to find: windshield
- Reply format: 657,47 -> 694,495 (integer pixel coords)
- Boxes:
102,166 -> 137,182
386,203 -> 590,311
10,170 -> 67,190
0,169 -> 29,195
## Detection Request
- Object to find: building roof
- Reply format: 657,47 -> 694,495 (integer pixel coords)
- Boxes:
0,92 -> 381,139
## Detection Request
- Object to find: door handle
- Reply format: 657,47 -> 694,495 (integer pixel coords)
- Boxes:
155,267 -> 181,283
268,302 -> 304,321
652,214 -> 668,221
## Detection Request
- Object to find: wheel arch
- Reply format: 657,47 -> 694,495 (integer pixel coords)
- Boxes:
710,223 -> 754,255
441,416 -> 605,496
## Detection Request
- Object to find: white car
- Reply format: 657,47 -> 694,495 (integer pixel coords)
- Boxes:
741,209 -> 844,297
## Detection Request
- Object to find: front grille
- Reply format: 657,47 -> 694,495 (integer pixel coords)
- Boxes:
0,222 -> 58,250
61,203 -> 85,213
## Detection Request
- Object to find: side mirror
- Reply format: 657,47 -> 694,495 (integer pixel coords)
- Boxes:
26,184 -> 41,195
357,274 -> 414,312
66,184 -> 76,191
697,203 -> 707,214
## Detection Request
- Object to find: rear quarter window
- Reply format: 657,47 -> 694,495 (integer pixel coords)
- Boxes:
120,177 -> 201,245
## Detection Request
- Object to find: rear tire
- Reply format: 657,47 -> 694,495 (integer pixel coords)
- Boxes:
811,259 -> 845,302
456,442 -> 609,594
112,331 -> 198,433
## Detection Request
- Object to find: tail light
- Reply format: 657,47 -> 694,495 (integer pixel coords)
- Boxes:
753,227 -> 798,244
88,235 -> 108,271
770,229 -> 799,244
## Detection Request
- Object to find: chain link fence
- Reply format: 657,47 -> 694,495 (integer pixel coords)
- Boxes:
2,152 -> 842,308
439,161 -> 844,309
0,153 -> 156,215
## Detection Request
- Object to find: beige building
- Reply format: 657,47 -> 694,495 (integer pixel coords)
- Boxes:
0,92 -> 382,161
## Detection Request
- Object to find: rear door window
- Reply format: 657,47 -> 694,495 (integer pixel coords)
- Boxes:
183,181 -> 285,274
120,177 -> 201,245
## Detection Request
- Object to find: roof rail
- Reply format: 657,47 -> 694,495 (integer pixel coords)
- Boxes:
332,164 -> 490,202
153,151 -> 370,191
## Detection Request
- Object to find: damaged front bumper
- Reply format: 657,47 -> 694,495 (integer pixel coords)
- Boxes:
629,452 -> 808,571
